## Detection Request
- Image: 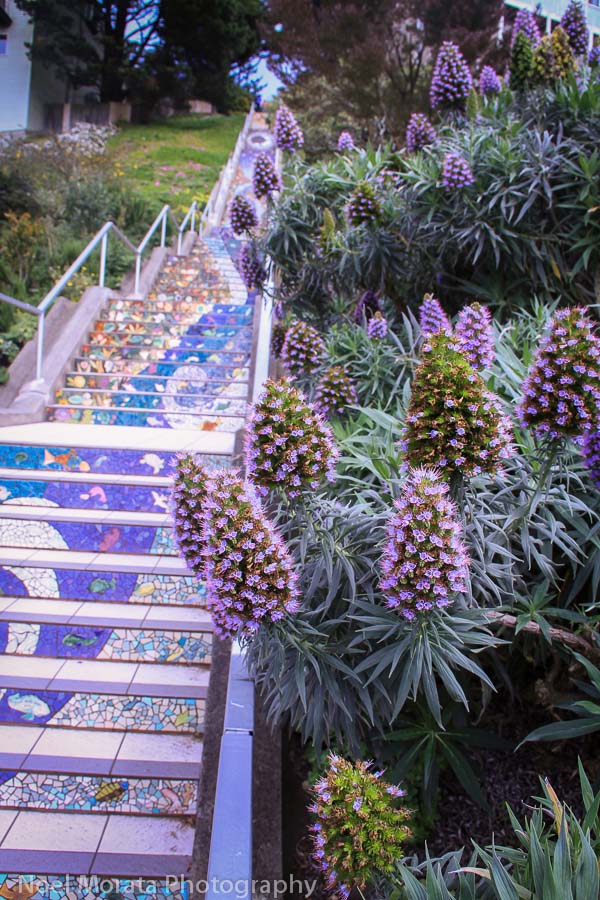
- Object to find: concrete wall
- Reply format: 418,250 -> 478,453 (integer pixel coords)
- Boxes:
0,0 -> 33,133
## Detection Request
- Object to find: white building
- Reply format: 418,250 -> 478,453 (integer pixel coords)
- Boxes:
504,0 -> 600,46
0,0 -> 117,135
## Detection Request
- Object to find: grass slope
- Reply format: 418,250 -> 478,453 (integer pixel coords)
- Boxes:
108,113 -> 245,215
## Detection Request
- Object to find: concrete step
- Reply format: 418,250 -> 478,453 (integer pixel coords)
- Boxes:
0,724 -> 203,778
47,406 -> 245,431
64,372 -> 249,396
83,332 -> 253,352
51,392 -> 247,416
71,356 -> 251,379
0,809 -> 195,875
0,597 -> 210,630
91,323 -> 252,339
0,654 -> 210,698
78,345 -> 251,363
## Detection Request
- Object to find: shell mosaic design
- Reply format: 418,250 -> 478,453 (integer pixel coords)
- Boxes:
0,446 -> 231,477
0,772 -> 197,815
0,690 -> 205,732
0,518 -> 176,556
0,624 -> 211,665
0,875 -> 189,900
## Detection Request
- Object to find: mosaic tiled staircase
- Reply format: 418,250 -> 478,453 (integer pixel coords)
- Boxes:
0,112 -> 274,899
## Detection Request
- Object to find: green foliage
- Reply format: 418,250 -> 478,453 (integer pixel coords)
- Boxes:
523,652 -> 600,743
261,79 -> 600,314
509,33 -> 534,92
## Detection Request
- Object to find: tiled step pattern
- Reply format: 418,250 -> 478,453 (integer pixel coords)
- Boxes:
0,111 -> 273,895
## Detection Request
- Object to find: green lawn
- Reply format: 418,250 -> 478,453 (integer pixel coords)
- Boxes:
108,113 -> 246,216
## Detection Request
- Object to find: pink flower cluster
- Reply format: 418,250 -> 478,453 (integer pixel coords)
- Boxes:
252,152 -> 281,198
455,302 -> 495,370
405,113 -> 437,152
315,365 -> 358,419
239,243 -> 266,292
229,194 -> 258,236
281,320 -> 326,378
274,104 -> 304,152
419,294 -> 452,336
430,41 -> 473,112
366,311 -> 388,340
337,131 -> 355,152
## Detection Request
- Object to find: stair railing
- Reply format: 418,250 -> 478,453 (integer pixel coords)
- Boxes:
199,106 -> 255,234
0,196 -> 199,385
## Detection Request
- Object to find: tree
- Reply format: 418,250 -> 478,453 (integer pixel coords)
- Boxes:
15,0 -> 162,101
159,0 -> 264,111
263,0 -> 505,143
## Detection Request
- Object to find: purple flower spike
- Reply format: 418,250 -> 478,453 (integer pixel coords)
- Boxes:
479,65 -> 502,95
346,182 -> 381,226
430,41 -> 473,112
511,8 -> 541,48
274,104 -> 304,152
401,333 -> 513,477
560,0 -> 589,56
367,311 -> 388,340
381,466 -> 469,620
280,320 -> 326,378
337,131 -> 355,152
405,113 -> 437,152
252,152 -> 281,198
229,194 -> 258,236
419,293 -> 452,337
517,307 -> 600,441
589,46 -> 600,67
245,377 -> 339,499
315,366 -> 358,419
582,429 -> 600,489
441,152 -> 475,192
239,243 -> 266,292
455,302 -> 495,370
310,755 -> 411,895
354,289 -> 381,323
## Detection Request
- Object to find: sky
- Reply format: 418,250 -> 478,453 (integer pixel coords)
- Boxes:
255,56 -> 284,100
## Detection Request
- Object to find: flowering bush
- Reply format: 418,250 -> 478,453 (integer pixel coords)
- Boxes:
281,320 -> 326,377
430,41 -> 473,113
419,294 -> 451,337
315,365 -> 358,418
441,152 -> 475,191
310,756 -> 412,897
405,113 -> 437,152
455,302 -> 495,370
274,104 -> 304,152
201,468 -> 299,637
337,131 -> 355,152
551,25 -> 576,77
239,242 -> 266,292
479,65 -> 502,96
532,34 -> 559,85
560,0 -> 589,56
511,8 -> 541,48
517,307 -> 600,440
380,466 -> 469,619
245,378 -> 339,498
346,182 -> 381,226
401,333 -> 513,477
510,31 -> 535,91
366,311 -> 388,340
229,194 -> 258,236
252,152 -> 281,198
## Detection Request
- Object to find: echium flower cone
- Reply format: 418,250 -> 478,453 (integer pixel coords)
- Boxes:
510,31 -> 535,91
367,311 -> 388,340
239,243 -> 266,292
560,0 -> 589,56
455,302 -> 495,371
380,466 -> 469,619
274,104 -> 304,152
201,469 -> 299,638
441,152 -> 474,191
511,8 -> 541,48
346,182 -> 381,226
517,307 -> 600,440
252,152 -> 281,198
280,320 -> 326,378
405,113 -> 437,152
479,65 -> 502,96
337,131 -> 355,152
310,755 -> 411,899
245,378 -> 339,498
430,41 -> 473,112
229,194 -> 258,236
401,333 -> 513,477
171,453 -> 209,571
582,429 -> 600,491
315,365 -> 358,419
419,293 -> 452,337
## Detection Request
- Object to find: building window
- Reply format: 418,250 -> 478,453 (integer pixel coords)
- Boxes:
0,35 -> 7,55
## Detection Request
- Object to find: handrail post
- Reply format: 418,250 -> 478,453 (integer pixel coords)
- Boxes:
99,231 -> 108,288
134,252 -> 142,295
177,229 -> 183,256
36,312 -> 45,382
191,207 -> 196,234
160,212 -> 167,248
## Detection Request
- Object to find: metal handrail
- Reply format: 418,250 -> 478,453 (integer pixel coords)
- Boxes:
0,196 -> 199,383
